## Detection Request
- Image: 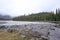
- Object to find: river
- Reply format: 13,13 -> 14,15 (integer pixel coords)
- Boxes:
0,21 -> 55,25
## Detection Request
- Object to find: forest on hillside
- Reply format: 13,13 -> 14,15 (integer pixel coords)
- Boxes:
13,9 -> 60,21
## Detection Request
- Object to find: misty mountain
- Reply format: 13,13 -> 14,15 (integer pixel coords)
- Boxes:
0,14 -> 12,20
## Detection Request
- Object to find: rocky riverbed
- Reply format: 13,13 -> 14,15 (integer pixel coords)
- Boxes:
0,21 -> 60,40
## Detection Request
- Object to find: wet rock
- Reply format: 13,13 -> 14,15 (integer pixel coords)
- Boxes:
21,34 -> 26,38
53,24 -> 60,28
10,25 -> 20,28
41,37 -> 48,40
51,28 -> 55,30
25,30 -> 41,38
40,28 -> 49,37
41,36 -> 48,40
32,31 -> 41,38
29,38 -> 35,40
7,29 -> 18,33
0,26 -> 7,29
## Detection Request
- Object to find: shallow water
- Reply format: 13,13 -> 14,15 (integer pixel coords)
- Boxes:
0,21 -> 55,25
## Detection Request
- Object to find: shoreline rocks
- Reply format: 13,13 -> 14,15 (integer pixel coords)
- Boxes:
0,23 -> 59,40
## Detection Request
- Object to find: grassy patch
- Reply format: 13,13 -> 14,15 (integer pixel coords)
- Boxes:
0,30 -> 36,40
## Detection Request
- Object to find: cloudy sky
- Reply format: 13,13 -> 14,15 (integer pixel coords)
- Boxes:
0,0 -> 60,17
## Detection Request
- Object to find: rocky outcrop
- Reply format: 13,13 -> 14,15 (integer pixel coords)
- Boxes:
0,26 -> 7,29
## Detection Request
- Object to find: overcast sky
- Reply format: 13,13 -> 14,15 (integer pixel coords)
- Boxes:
0,0 -> 60,17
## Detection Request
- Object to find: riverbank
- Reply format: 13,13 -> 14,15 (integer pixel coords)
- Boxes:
0,22 -> 52,40
0,21 -> 60,40
49,21 -> 60,24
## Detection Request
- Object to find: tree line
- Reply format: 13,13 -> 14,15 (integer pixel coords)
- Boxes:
13,8 -> 60,21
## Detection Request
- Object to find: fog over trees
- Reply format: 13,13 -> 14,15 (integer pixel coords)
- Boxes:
13,8 -> 60,21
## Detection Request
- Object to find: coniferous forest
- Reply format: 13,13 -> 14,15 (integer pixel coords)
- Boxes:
13,9 -> 60,21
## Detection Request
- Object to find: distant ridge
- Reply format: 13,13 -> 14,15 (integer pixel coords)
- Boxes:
0,14 -> 12,20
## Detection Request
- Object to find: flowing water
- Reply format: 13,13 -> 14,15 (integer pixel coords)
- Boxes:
0,20 -> 54,25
